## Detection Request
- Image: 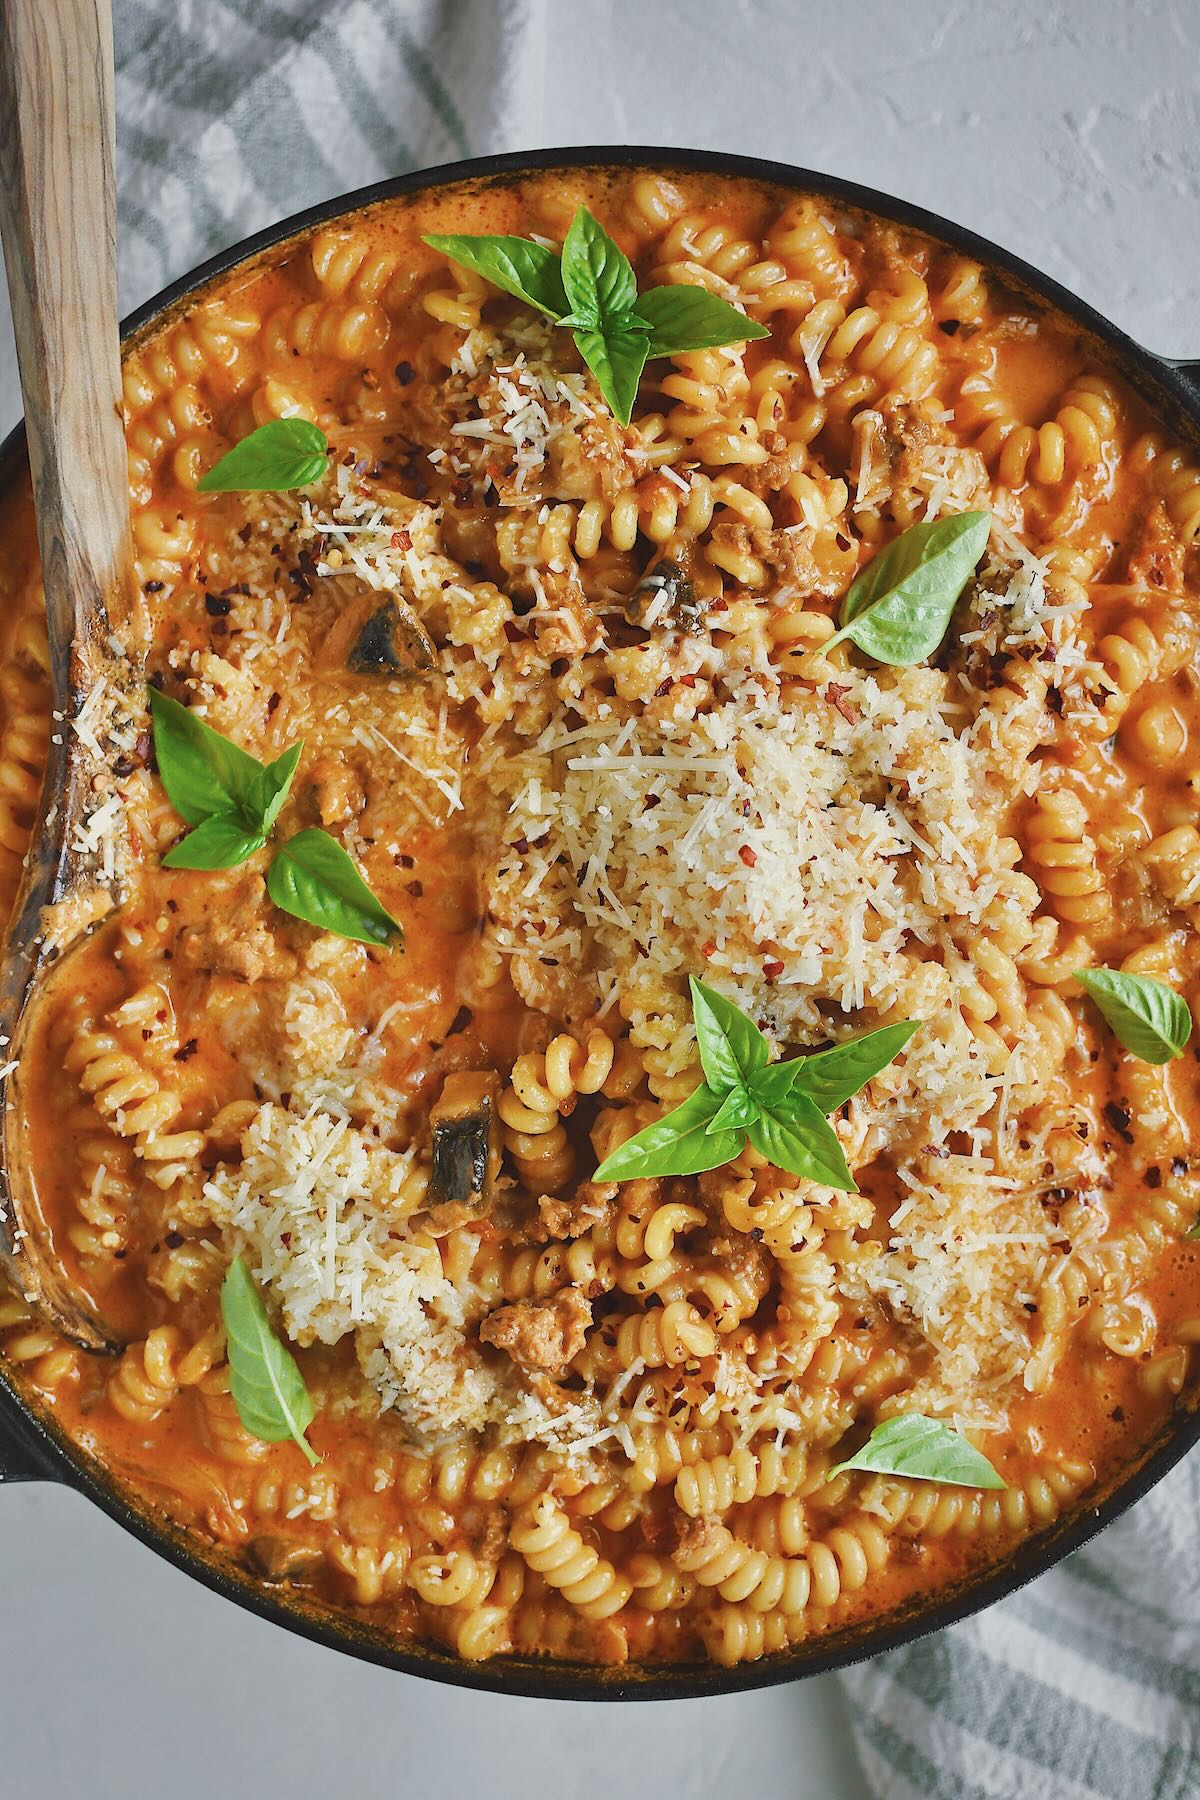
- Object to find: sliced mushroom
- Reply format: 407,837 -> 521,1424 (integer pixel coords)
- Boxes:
347,598 -> 437,674
246,1535 -> 324,1581
627,555 -> 706,636
318,579 -> 437,676
426,1069 -> 501,1228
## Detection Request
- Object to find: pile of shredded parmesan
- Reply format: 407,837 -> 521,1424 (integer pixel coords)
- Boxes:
473,529 -> 1087,1414
201,1101 -> 507,1438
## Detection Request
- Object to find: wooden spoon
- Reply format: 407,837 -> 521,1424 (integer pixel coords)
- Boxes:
0,0 -> 140,1351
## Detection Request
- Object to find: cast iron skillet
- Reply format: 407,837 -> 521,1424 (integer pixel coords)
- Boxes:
1,146 -> 1198,1701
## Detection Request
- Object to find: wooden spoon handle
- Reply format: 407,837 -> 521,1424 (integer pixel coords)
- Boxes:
0,0 -> 132,1354
0,0 -> 135,665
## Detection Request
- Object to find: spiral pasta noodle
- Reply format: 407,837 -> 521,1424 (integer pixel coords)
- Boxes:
510,1494 -> 633,1619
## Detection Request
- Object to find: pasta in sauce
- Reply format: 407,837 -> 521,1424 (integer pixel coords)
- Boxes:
2,167 -> 1200,1670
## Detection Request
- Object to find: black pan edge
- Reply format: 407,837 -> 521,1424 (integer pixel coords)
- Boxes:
1,145 -> 1198,1702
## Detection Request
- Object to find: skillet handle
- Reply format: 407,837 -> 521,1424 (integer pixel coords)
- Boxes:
0,1379 -> 58,1483
1158,357 -> 1200,396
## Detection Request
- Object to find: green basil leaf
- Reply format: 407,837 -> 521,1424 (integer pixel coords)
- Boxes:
149,687 -> 267,827
421,232 -> 569,319
631,284 -> 771,357
163,814 -> 266,871
1075,967 -> 1191,1064
784,1020 -> 922,1114
592,1082 -> 743,1181
249,742 -> 304,836
705,1083 -> 758,1135
827,1415 -> 1006,1489
558,311 -> 651,335
1187,1218 -> 1200,1240
747,1062 -> 809,1110
561,206 -> 637,326
826,512 -> 991,667
746,1093 -> 855,1191
220,1256 -> 318,1466
267,829 -> 402,946
572,325 -> 649,427
690,975 -> 769,1092
197,419 -> 329,494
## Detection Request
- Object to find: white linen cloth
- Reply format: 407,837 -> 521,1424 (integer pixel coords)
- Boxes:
2,4 -> 1197,1793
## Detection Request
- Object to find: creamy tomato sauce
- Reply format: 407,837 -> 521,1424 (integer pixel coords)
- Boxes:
1,168 -> 1199,1671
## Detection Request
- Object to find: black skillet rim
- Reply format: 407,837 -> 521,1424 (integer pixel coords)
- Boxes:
1,144 -> 1198,1702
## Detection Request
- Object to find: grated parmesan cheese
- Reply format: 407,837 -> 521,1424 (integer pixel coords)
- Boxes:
200,1100 -> 508,1439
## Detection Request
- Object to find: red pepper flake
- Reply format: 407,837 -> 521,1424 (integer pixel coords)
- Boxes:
679,673 -> 696,688
654,680 -> 672,698
391,528 -> 412,552
824,683 -> 859,724
700,939 -> 717,960
738,845 -> 758,868
763,959 -> 785,980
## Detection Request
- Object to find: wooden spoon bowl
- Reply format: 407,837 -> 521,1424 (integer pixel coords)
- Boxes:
0,0 -> 141,1351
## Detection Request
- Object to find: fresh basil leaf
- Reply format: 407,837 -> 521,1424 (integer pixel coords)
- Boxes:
559,311 -> 651,335
827,1415 -> 1006,1489
746,1093 -> 855,1191
424,212 -> 768,426
1187,1218 -> 1200,1241
572,325 -> 649,427
148,688 -> 267,827
690,975 -> 769,1092
1075,967 -> 1191,1064
786,1021 -> 921,1114
705,1083 -> 758,1135
164,814 -> 266,871
747,1062 -> 808,1110
826,512 -> 991,667
421,232 -> 569,319
220,1256 -> 318,1466
268,829 -> 402,946
250,742 -> 304,836
561,207 -> 637,326
197,419 -> 329,494
632,284 -> 771,357
593,1082 -> 743,1181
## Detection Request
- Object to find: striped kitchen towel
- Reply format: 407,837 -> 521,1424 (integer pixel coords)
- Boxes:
17,4 -> 1200,1794
842,1453 -> 1200,1799
111,0 -> 546,307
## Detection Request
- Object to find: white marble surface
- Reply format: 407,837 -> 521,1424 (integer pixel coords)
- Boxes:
1,3 -> 1198,1797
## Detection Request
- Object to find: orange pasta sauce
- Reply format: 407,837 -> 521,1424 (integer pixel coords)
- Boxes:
0,168 -> 1199,1670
